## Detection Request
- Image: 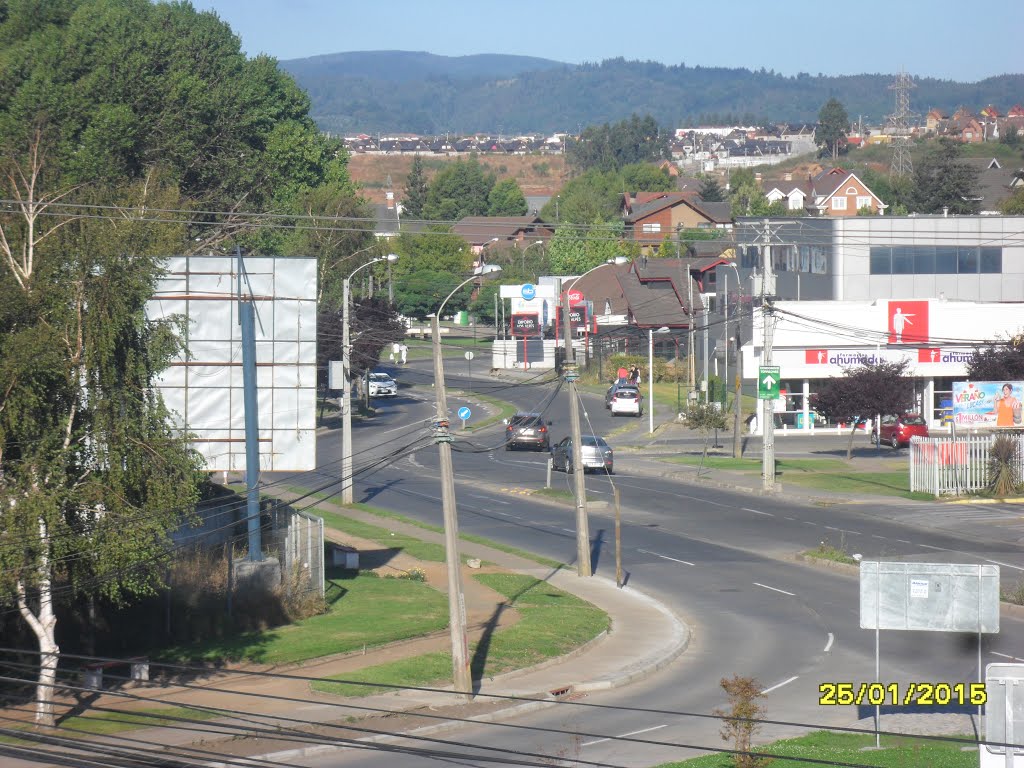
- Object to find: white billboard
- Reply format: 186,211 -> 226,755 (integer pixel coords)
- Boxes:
146,256 -> 318,472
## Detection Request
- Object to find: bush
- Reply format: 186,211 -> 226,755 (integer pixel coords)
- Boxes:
987,434 -> 1023,497
714,674 -> 772,768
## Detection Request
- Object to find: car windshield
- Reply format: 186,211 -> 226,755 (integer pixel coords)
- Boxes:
510,415 -> 542,426
901,414 -> 926,425
581,436 -> 609,447
370,373 -> 392,382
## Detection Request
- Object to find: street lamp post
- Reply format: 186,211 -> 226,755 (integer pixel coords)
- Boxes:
342,253 -> 400,505
724,262 -> 744,460
521,239 -> 544,273
432,264 -> 502,694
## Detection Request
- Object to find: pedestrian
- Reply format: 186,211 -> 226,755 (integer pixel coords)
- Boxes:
628,365 -> 640,386
390,342 -> 399,362
400,344 -> 408,364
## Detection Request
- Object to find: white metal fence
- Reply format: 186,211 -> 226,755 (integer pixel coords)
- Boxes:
268,504 -> 325,597
909,435 -> 1024,496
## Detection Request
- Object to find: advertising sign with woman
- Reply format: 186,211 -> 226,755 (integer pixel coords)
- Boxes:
952,381 -> 1024,428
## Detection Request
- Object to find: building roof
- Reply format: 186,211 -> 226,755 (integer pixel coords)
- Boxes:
451,215 -> 545,246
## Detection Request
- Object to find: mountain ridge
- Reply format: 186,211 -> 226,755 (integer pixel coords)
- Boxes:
278,51 -> 1024,135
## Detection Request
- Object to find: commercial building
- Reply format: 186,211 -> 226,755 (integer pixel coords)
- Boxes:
714,215 -> 1024,430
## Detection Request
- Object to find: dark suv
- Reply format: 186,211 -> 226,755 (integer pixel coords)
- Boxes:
504,412 -> 551,451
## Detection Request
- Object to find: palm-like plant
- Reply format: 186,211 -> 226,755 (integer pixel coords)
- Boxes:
987,434 -> 1023,497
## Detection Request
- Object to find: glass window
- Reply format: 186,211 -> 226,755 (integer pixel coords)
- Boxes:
980,247 -> 1002,273
892,246 -> 913,274
832,197 -> 847,210
935,246 -> 957,273
856,196 -> 872,210
913,246 -> 935,274
869,247 -> 891,275
642,222 -> 661,233
957,247 -> 979,274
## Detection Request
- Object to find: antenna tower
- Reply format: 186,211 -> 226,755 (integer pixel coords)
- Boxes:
888,70 -> 916,178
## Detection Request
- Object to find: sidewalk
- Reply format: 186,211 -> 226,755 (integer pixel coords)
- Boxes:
1,499 -> 688,768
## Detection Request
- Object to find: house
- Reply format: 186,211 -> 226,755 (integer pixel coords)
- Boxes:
926,108 -> 948,134
623,193 -> 732,249
806,168 -> 886,216
451,215 -> 553,254
762,173 -> 810,213
965,158 -> 1024,213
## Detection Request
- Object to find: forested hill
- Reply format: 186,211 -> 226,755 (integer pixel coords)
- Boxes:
279,51 -> 1024,136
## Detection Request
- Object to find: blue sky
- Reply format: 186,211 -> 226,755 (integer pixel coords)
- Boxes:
190,1 -> 1021,82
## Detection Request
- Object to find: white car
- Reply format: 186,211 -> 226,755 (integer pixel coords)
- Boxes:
609,386 -> 642,417
368,372 -> 397,397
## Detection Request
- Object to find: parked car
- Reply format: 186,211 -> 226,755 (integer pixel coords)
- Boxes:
367,372 -> 397,397
872,413 -> 929,448
609,386 -> 643,417
504,412 -> 551,451
551,435 -> 614,474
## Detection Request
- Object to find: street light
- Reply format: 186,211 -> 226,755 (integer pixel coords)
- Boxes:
432,263 -> 502,695
342,253 -> 400,505
521,239 -> 544,272
318,242 -> 379,304
649,326 -> 670,434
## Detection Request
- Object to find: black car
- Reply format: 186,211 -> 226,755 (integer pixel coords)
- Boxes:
504,412 -> 551,451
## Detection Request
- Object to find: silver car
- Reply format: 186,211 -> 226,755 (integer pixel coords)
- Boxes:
368,372 -> 397,397
551,435 -> 613,474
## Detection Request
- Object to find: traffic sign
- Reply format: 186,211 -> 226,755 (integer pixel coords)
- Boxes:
521,283 -> 536,301
758,366 -> 781,400
567,288 -> 584,305
464,351 -> 474,361
457,406 -> 471,421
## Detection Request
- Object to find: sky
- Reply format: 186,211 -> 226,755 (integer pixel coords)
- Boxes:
189,0 -> 1022,82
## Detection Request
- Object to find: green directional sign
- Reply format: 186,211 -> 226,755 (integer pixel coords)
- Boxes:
758,366 -> 781,400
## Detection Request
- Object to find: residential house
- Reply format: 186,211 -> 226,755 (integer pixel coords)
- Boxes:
925,108 -> 948,134
762,173 -> 810,213
966,158 -> 1024,213
623,193 -> 733,250
452,215 -> 553,256
805,167 -> 886,216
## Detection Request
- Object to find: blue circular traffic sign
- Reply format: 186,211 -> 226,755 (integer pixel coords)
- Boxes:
457,406 -> 472,420
521,283 -> 536,301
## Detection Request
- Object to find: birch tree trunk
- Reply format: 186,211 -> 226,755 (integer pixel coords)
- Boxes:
15,516 -> 59,727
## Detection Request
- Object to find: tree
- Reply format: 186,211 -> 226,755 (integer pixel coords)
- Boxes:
403,155 -> 429,218
422,157 -> 496,222
967,335 -> 1024,381
999,184 -> 1024,215
389,229 -> 474,317
817,98 -> 850,160
566,114 -> 667,172
699,176 -> 726,202
683,403 -> 729,469
317,297 -> 407,389
713,675 -> 770,768
487,177 -> 528,216
811,360 -> 915,459
621,162 -> 674,192
911,138 -> 981,214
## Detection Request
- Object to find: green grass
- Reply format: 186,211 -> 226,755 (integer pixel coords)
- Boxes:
312,572 -> 608,696
157,571 -> 447,664
534,486 -> 601,503
452,389 -> 519,432
313,506 -> 449,563
803,540 -> 858,566
656,729 -> 976,767
662,456 -> 916,498
0,706 -> 221,744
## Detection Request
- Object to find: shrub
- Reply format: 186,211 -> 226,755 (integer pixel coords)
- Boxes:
714,674 -> 772,768
987,434 -> 1023,497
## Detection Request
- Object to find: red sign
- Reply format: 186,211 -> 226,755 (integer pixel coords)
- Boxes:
510,313 -> 540,337
918,348 -> 941,363
567,289 -> 584,305
805,349 -> 828,364
888,300 -> 929,344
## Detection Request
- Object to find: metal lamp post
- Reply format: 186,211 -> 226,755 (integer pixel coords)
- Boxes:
432,264 -> 502,694
341,253 -> 400,505
521,239 -> 544,272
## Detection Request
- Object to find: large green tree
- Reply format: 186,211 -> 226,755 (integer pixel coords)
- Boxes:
968,335 -> 1024,381
487,177 -> 528,216
390,229 -> 474,316
403,155 -> 429,218
422,156 -> 496,222
0,0 -> 353,724
817,98 -> 850,160
566,114 -> 668,172
911,138 -> 981,214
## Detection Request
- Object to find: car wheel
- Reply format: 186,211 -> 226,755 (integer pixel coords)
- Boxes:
891,434 -> 900,449
505,443 -> 513,451
608,466 -> 614,475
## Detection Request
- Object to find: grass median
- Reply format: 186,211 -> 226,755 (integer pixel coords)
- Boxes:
661,456 -> 932,500
312,572 -> 609,697
657,730 -> 976,767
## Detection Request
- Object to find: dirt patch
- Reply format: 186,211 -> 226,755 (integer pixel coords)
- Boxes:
348,153 -> 567,197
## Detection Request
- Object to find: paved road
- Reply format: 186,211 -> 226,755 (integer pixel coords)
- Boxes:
271,355 -> 1024,767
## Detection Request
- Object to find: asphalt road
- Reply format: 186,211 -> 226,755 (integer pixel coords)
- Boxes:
272,356 -> 1024,767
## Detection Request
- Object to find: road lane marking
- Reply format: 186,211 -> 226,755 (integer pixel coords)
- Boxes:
992,652 -> 1024,661
918,543 -> 945,549
982,558 -> 1024,572
761,675 -> 799,694
803,521 -> 817,526
784,516 -> 796,520
872,534 -> 887,540
581,724 -> 668,748
753,582 -> 795,596
823,633 -> 834,653
743,507 -> 774,517
896,539 -> 914,544
637,549 -> 694,566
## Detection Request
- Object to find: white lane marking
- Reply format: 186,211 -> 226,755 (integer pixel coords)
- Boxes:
896,539 -> 914,545
753,582 -> 795,596
743,507 -> 774,517
824,526 -> 841,531
992,652 -> 1024,662
918,543 -> 945,550
761,675 -> 799,695
469,493 -> 510,505
823,633 -> 834,653
637,549 -> 695,566
872,534 -> 887,540
581,724 -> 668,748
982,558 -> 1024,572
784,516 -> 796,521
803,521 -> 817,526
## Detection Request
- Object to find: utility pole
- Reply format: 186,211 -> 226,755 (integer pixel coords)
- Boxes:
733,325 -> 743,459
431,312 -> 472,694
341,276 -> 354,505
687,269 -> 696,401
237,247 -> 262,561
760,220 -> 776,491
559,279 -> 591,578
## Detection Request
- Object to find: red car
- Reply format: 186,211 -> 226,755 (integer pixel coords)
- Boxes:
872,413 -> 929,448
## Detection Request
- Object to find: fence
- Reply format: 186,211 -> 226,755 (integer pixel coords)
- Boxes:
267,503 -> 325,598
909,434 -> 1024,496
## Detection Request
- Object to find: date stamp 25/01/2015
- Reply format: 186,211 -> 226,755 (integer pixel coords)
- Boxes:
819,682 -> 987,707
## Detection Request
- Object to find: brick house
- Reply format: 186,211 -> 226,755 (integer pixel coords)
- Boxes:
623,193 -> 732,250
806,168 -> 886,216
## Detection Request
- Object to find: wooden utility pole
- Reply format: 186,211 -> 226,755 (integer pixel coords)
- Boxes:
559,279 -> 591,578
